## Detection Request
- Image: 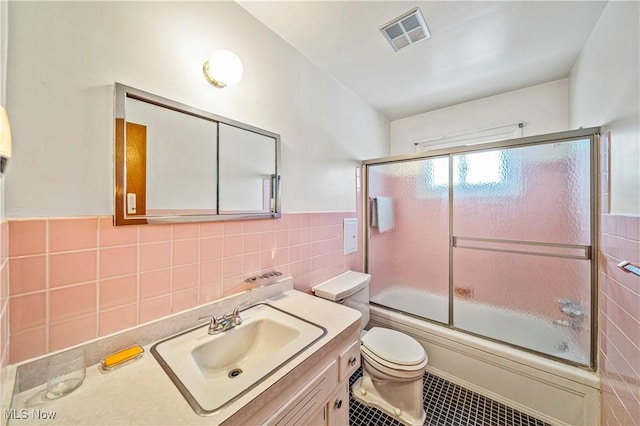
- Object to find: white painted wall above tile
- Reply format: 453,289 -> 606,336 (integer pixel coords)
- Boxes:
5,2 -> 389,218
389,79 -> 570,156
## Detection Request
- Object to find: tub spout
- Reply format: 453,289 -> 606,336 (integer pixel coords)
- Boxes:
552,318 -> 583,331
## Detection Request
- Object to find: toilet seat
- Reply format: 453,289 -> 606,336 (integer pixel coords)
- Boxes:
361,327 -> 427,371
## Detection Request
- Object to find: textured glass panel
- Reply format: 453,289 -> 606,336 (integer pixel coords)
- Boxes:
453,139 -> 591,245
368,158 -> 449,324
453,247 -> 591,365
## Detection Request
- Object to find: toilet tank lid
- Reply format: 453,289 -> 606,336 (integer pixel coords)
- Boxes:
311,270 -> 371,301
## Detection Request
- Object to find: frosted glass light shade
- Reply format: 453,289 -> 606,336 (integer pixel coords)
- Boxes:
0,106 -> 12,173
203,50 -> 244,88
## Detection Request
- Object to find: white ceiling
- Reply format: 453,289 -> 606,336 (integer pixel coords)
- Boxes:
239,1 -> 607,120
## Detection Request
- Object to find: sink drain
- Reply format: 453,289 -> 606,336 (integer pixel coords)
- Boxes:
228,368 -> 243,378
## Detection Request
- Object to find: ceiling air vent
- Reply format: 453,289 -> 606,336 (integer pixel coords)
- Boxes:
380,7 -> 431,52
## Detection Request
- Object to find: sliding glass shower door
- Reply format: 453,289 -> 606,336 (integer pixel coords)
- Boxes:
451,139 -> 592,365
365,129 -> 597,367
367,157 -> 449,324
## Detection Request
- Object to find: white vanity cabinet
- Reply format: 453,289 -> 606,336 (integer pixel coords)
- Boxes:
246,336 -> 361,426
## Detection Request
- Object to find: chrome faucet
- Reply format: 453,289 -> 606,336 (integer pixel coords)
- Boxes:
553,299 -> 585,331
199,305 -> 243,335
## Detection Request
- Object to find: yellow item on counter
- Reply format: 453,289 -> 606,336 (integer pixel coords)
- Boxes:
101,345 -> 144,371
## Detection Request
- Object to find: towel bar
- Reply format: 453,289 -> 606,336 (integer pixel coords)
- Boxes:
618,261 -> 640,277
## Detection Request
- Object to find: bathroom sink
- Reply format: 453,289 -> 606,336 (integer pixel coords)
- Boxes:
151,303 -> 326,415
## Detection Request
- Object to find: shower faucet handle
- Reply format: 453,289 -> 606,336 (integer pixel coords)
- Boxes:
556,298 -> 585,318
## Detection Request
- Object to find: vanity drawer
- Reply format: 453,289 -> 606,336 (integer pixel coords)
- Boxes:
338,340 -> 360,382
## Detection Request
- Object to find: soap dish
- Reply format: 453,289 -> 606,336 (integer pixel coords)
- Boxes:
99,345 -> 144,372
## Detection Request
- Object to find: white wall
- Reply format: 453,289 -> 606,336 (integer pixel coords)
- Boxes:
390,79 -> 569,156
5,1 -> 389,218
570,1 -> 639,216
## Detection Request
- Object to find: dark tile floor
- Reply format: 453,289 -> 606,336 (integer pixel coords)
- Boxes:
348,368 -> 551,426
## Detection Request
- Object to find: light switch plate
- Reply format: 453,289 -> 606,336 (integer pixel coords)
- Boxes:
127,193 -> 137,214
343,218 -> 358,255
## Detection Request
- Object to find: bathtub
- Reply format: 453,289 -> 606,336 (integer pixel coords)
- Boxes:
368,287 -> 600,426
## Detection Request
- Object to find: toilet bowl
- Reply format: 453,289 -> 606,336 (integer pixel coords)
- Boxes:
312,271 -> 427,426
353,327 -> 427,426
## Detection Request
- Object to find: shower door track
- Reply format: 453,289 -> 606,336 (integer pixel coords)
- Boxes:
362,127 -> 600,369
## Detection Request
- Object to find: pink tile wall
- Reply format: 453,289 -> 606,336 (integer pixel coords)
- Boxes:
599,135 -> 640,426
7,213 -> 361,363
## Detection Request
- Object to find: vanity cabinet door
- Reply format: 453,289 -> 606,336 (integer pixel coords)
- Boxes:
263,360 -> 337,426
327,382 -> 349,426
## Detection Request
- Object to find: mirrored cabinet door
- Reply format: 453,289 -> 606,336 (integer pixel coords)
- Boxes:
114,83 -> 282,226
219,123 -> 277,214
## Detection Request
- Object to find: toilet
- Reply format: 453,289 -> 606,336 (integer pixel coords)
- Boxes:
312,271 -> 427,426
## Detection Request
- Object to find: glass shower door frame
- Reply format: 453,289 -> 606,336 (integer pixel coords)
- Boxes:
363,127 -> 600,369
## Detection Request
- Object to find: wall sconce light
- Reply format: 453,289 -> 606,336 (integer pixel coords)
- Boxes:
203,50 -> 244,88
0,106 -> 12,174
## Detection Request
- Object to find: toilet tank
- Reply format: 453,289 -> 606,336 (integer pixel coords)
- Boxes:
311,271 -> 370,331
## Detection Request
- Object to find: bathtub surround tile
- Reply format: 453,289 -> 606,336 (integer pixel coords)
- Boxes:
7,213 -> 361,363
599,213 -> 640,426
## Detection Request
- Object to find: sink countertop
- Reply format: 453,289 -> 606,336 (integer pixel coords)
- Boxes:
9,289 -> 361,425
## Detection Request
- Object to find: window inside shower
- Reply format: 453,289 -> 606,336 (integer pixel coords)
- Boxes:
364,129 -> 598,368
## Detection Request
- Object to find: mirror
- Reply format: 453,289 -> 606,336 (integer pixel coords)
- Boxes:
114,83 -> 281,225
